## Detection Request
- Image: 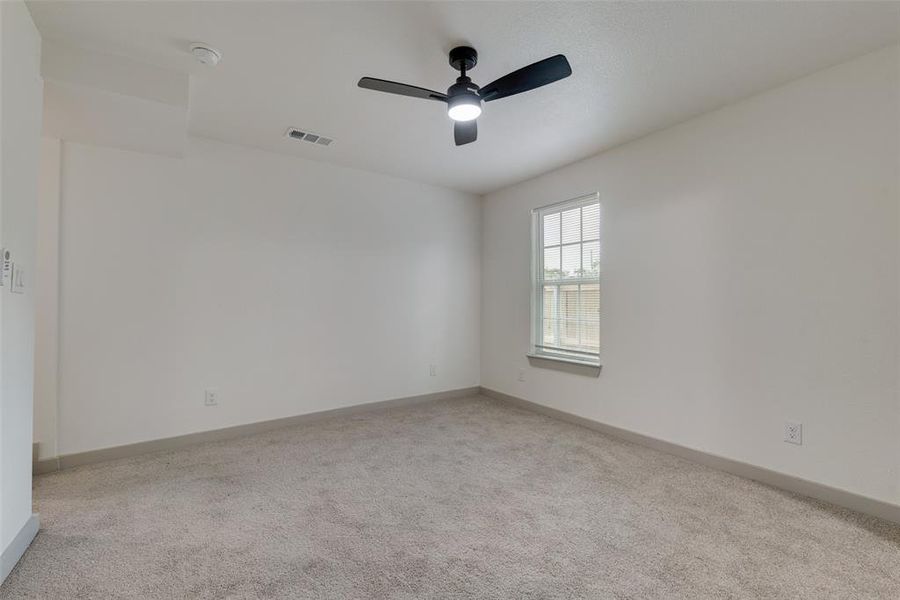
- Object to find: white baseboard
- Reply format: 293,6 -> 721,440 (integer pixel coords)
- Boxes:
1,513 -> 39,583
480,386 -> 900,526
35,387 -> 481,474
33,384 -> 898,526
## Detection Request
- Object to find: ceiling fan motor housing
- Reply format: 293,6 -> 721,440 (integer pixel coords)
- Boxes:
447,78 -> 480,99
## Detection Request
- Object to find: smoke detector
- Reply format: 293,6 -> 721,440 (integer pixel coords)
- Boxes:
190,43 -> 221,66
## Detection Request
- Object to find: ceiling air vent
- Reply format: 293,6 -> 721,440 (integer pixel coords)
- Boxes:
286,128 -> 333,147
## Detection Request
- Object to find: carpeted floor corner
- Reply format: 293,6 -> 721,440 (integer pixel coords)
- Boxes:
2,395 -> 899,599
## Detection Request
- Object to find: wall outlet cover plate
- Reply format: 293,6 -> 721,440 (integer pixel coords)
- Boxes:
784,422 -> 802,445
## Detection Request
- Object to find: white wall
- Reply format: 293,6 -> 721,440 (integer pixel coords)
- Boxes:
1,0 -> 42,558
40,136 -> 480,456
33,138 -> 60,460
482,46 -> 900,504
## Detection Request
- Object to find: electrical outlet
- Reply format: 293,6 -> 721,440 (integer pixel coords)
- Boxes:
205,389 -> 218,406
784,421 -> 802,445
429,364 -> 437,377
517,368 -> 525,382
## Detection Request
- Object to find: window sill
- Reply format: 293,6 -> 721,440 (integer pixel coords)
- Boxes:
526,353 -> 602,376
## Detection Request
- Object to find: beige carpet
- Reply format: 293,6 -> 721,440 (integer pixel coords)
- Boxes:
3,395 -> 899,599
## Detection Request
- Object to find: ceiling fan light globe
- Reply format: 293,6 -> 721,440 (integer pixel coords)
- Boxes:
448,104 -> 481,121
447,94 -> 482,122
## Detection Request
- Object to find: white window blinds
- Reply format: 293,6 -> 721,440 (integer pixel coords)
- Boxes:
532,193 -> 601,364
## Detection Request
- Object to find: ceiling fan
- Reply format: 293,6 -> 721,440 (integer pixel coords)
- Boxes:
358,46 -> 572,146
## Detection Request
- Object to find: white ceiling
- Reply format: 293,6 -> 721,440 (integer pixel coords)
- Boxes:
27,1 -> 900,194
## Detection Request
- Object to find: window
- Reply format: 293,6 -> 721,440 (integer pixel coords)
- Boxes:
531,193 -> 601,366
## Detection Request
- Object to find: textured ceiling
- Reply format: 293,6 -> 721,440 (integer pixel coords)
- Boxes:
27,1 -> 900,194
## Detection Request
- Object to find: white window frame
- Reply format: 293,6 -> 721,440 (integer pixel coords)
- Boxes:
529,192 -> 601,367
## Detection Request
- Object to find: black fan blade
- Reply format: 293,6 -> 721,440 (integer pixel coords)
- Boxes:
454,120 -> 477,146
358,77 -> 447,102
479,55 -> 572,102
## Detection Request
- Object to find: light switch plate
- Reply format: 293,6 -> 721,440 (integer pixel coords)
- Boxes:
1,248 -> 10,287
10,263 -> 25,294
